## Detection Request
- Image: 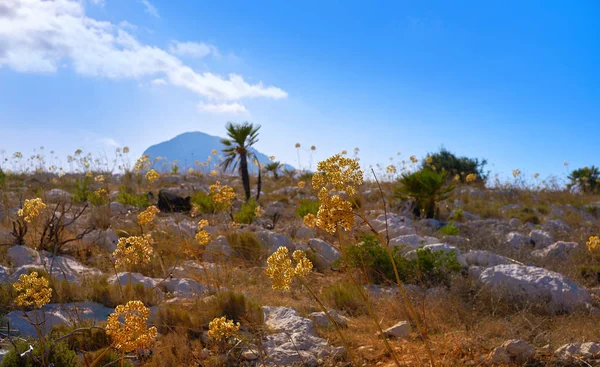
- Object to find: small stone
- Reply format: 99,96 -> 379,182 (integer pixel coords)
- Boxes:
383,321 -> 410,338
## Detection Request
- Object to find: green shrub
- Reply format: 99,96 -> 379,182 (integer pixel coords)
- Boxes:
72,176 -> 92,203
425,148 -> 488,183
440,222 -> 459,236
451,207 -> 464,221
295,199 -> 319,218
1,340 -> 78,367
340,235 -> 462,287
568,166 -> 600,193
324,281 -> 368,316
191,191 -> 218,214
225,231 -> 264,263
233,199 -> 258,224
393,168 -> 454,219
579,265 -> 600,285
115,185 -> 150,208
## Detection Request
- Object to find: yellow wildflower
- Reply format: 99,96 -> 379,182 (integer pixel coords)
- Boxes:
453,174 -> 460,182
95,175 -> 105,183
410,155 -> 418,164
426,156 -> 433,164
386,165 -> 397,174
587,236 -> 600,252
255,205 -> 264,218
13,271 -> 52,309
210,170 -> 217,177
212,149 -> 218,155
146,169 -> 159,183
312,154 -> 363,197
18,198 -> 46,223
295,143 -> 301,148
316,192 -> 354,233
113,236 -> 154,268
512,169 -> 521,178
195,219 -> 211,246
466,173 -> 477,183
298,181 -> 306,189
210,181 -> 236,207
208,317 -> 240,342
265,247 -> 312,291
106,300 -> 157,352
85,171 -> 93,178
137,206 -> 160,226
303,213 -> 317,228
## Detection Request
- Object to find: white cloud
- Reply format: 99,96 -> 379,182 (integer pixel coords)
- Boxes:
151,78 -> 167,86
0,0 -> 287,103
90,0 -> 106,6
169,41 -> 219,59
197,101 -> 248,114
139,0 -> 159,18
118,20 -> 137,31
99,137 -> 119,147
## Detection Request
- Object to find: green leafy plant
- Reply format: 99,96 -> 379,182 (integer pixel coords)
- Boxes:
264,162 -> 281,179
426,148 -> 488,183
324,281 -> 368,316
295,199 -> 319,218
439,222 -> 459,236
394,167 -> 454,219
190,191 -> 218,214
1,340 -> 78,367
72,176 -> 92,203
233,199 -> 259,224
115,185 -> 150,208
568,166 -> 600,193
221,122 -> 261,201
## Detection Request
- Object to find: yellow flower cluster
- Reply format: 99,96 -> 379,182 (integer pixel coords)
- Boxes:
453,174 -> 460,182
386,164 -> 397,174
255,205 -> 264,218
113,236 -> 154,268
312,154 -> 363,197
13,271 -> 52,309
94,175 -> 105,183
145,169 -> 160,183
297,181 -> 306,189
410,155 -> 418,164
106,300 -> 158,352
303,213 -> 317,228
316,194 -> 354,233
587,236 -> 600,252
195,219 -> 211,246
512,169 -> 521,178
137,205 -> 160,226
265,247 -> 313,291
210,181 -> 236,206
134,155 -> 152,173
466,173 -> 477,183
212,149 -> 218,155
18,198 -> 46,223
208,316 -> 240,341
425,156 -> 433,164
210,170 -> 217,177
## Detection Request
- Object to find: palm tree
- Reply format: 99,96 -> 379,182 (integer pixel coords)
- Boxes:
568,166 -> 600,193
221,122 -> 261,201
265,161 -> 281,180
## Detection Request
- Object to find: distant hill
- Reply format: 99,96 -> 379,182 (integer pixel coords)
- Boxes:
143,131 -> 294,173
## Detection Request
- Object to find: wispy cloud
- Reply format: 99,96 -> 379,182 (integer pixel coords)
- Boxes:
151,78 -> 167,86
0,0 -> 287,107
169,41 -> 219,59
197,101 -> 248,114
139,0 -> 159,18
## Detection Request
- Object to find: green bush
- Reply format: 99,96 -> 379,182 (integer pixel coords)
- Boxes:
72,176 -> 92,203
340,235 -> 462,287
225,231 -> 264,263
440,222 -> 459,236
393,167 -> 454,219
295,199 -> 319,218
451,207 -> 464,221
1,340 -> 78,367
324,281 -> 368,316
191,191 -> 218,214
568,166 -> 600,193
233,199 -> 258,224
425,148 -> 488,183
115,185 -> 150,208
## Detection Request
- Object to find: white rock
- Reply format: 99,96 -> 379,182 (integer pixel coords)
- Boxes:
5,302 -> 114,336
162,278 -> 208,299
45,188 -> 73,202
109,272 -> 158,288
502,339 -> 534,363
531,241 -> 579,261
464,250 -> 513,268
555,342 -> 600,361
309,310 -> 349,328
383,321 -> 410,338
308,238 -> 341,267
7,245 -> 41,267
109,201 -> 126,214
204,235 -> 232,262
372,213 -> 415,237
543,219 -> 571,232
262,306 -> 336,366
505,232 -> 530,249
479,265 -> 591,313
529,229 -> 553,249
294,225 -> 315,240
257,230 -> 292,254
508,218 -> 521,228
389,234 -> 438,250
38,252 -> 101,282
81,229 -> 119,252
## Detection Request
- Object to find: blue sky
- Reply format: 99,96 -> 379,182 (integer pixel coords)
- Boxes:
1,0 -> 599,181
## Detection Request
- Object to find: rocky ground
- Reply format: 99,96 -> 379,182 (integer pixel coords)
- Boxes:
0,172 -> 599,366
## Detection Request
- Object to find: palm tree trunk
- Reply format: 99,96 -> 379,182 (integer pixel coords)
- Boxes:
240,154 -> 251,201
256,167 -> 262,201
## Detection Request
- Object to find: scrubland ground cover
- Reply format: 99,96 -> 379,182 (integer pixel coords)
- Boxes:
0,135 -> 599,367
